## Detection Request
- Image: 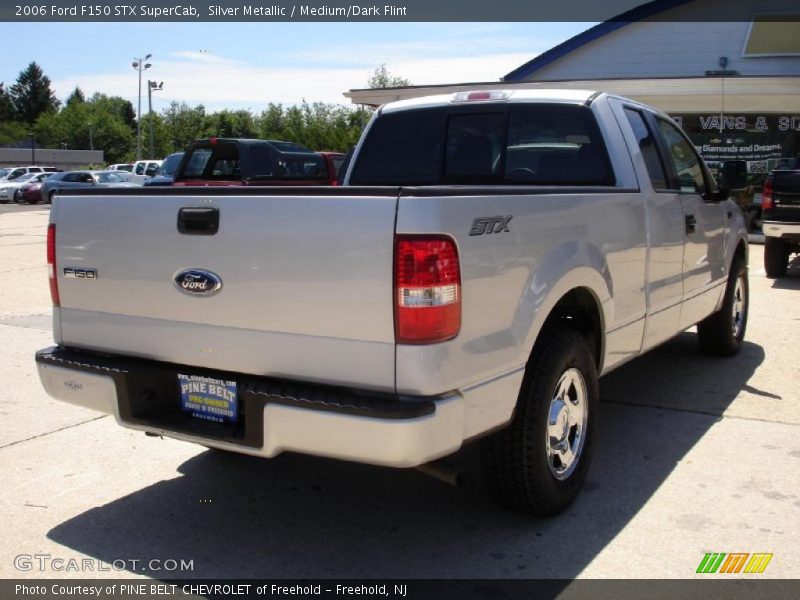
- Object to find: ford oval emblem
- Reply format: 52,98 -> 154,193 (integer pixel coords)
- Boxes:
174,269 -> 222,296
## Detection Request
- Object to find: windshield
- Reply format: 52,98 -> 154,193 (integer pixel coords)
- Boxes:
15,173 -> 37,183
159,153 -> 183,176
94,172 -> 125,184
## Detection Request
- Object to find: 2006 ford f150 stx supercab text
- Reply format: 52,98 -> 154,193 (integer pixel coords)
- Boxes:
36,90 -> 749,515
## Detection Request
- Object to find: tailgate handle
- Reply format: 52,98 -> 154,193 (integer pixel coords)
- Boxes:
178,207 -> 219,235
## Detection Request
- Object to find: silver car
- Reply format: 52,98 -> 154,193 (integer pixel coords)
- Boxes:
40,170 -> 138,204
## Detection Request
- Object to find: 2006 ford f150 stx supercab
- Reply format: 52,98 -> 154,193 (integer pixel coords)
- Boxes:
36,90 -> 749,515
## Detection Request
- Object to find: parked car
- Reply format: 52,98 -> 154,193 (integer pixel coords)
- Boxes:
129,160 -> 163,185
762,152 -> 800,277
41,170 -> 138,203
0,172 -> 40,203
16,173 -> 54,204
143,152 -> 184,187
0,165 -> 58,182
36,90 -> 749,516
172,138 -> 339,187
107,163 -> 134,172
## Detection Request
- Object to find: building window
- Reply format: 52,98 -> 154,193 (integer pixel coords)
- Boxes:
743,16 -> 800,56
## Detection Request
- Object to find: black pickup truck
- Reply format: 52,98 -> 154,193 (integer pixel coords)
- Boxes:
762,154 -> 800,277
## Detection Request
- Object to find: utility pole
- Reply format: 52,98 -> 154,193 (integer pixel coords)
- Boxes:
132,54 -> 152,160
148,80 -> 163,159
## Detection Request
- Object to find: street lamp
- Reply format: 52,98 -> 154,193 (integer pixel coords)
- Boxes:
132,54 -> 152,160
148,80 -> 163,159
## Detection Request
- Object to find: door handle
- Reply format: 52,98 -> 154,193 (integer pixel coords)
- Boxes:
178,207 -> 219,235
685,213 -> 697,234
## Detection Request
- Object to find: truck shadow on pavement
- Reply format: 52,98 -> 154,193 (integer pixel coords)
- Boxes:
48,332 -> 765,579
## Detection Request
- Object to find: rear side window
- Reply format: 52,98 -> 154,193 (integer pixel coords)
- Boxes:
504,105 -> 612,185
350,103 -> 614,186
135,162 -> 145,175
623,108 -> 668,190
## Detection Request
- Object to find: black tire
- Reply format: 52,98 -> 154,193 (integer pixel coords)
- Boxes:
47,191 -> 55,204
481,327 -> 598,516
764,237 -> 788,278
697,257 -> 748,356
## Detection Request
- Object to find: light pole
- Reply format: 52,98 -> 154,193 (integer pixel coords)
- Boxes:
148,80 -> 163,159
132,54 -> 152,160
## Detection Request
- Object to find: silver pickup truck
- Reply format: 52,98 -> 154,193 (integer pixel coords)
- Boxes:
36,90 -> 749,515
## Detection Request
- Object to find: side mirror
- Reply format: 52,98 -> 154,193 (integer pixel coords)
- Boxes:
712,186 -> 731,202
719,161 -> 747,190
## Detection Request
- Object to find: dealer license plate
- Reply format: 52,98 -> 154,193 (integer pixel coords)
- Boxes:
178,373 -> 238,424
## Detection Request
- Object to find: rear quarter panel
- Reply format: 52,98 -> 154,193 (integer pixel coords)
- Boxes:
395,187 -> 648,397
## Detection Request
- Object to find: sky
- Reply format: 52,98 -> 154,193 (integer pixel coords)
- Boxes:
0,22 -> 594,113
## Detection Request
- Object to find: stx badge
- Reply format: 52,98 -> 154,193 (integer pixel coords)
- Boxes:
469,216 -> 512,236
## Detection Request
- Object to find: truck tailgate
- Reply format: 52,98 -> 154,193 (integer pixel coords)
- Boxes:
770,170 -> 800,221
52,189 -> 399,391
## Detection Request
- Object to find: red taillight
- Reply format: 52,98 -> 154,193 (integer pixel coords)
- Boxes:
394,236 -> 461,344
47,223 -> 59,306
762,177 -> 773,210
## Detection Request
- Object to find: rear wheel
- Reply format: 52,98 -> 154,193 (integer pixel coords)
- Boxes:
764,238 -> 788,278
697,257 -> 748,356
481,327 -> 598,516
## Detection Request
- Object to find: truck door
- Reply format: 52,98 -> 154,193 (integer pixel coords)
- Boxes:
614,105 -> 685,352
653,117 -> 726,329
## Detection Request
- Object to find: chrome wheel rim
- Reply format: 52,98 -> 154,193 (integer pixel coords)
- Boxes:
731,276 -> 746,338
546,368 -> 588,481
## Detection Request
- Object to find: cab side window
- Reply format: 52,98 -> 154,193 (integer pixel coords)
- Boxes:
656,119 -> 706,195
135,162 -> 146,175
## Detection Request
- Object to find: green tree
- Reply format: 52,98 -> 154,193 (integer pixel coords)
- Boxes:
34,100 -> 134,163
65,86 -> 86,106
204,109 -> 259,138
140,112 -> 173,159
0,121 -> 28,145
89,93 -> 137,131
162,101 -> 208,151
9,62 -> 60,124
0,83 -> 18,121
367,63 -> 410,89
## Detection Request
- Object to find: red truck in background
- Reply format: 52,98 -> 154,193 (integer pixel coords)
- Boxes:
172,138 -> 345,187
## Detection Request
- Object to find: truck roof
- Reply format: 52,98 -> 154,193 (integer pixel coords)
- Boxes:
380,89 -> 600,114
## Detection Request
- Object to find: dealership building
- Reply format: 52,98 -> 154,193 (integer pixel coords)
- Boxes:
345,0 -> 800,173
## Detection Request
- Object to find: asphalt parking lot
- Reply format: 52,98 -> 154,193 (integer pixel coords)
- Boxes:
1,205 -> 799,580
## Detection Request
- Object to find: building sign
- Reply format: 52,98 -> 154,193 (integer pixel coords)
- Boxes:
671,113 -> 800,172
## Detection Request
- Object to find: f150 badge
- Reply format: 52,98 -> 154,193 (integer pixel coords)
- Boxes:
470,215 -> 513,236
174,269 -> 223,296
63,267 -> 97,279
